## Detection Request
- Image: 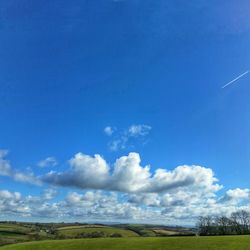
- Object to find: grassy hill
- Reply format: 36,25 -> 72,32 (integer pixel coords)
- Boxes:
57,225 -> 139,237
122,224 -> 194,237
0,222 -> 195,247
0,223 -> 31,246
1,236 -> 250,250
0,224 -> 30,234
0,223 -> 54,246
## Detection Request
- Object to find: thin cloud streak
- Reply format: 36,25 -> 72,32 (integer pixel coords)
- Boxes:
222,70 -> 249,89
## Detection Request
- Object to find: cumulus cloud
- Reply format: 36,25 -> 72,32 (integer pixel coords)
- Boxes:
0,150 -> 41,186
220,188 -> 250,203
128,193 -> 160,207
42,152 -> 221,195
1,188 -> 250,225
149,165 -> 221,194
0,190 -> 29,215
106,124 -> 152,151
1,149 -> 249,224
0,189 -> 60,219
42,189 -> 58,201
111,153 -> 151,192
43,153 -> 109,190
63,191 -> 157,221
0,188 -> 151,222
37,157 -> 58,168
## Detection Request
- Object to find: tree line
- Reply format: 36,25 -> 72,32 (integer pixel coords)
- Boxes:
197,210 -> 250,235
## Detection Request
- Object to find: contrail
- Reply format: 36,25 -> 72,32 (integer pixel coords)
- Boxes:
222,70 -> 249,89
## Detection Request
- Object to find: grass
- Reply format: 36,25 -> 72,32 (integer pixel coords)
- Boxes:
57,226 -> 139,237
0,225 -> 30,234
0,223 -> 51,247
0,232 -> 27,237
1,235 -> 250,250
57,225 -> 107,230
0,224 -> 32,246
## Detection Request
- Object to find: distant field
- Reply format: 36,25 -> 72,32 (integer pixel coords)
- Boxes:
0,222 -> 196,248
1,236 -> 250,250
152,229 -> 180,236
57,225 -> 107,230
0,225 -> 30,234
0,224 -> 32,246
57,225 -> 139,237
0,223 -> 56,247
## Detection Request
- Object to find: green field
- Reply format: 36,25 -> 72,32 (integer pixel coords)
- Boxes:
0,224 -> 30,234
1,236 -> 250,250
57,225 -> 139,237
0,224 -> 32,246
0,222 -> 191,247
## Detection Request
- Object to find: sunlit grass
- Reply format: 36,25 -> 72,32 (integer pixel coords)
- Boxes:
1,235 -> 250,250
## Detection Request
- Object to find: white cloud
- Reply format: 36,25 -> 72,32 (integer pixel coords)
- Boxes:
220,188 -> 250,203
37,157 -> 58,168
128,193 -> 160,207
43,152 -> 221,195
0,190 -> 30,216
0,150 -> 41,186
0,188 -> 146,221
1,149 -> 250,225
65,191 -> 102,207
106,124 -> 152,151
1,187 -> 250,225
128,124 -> 152,137
42,189 -> 58,201
43,152 -> 109,190
104,126 -> 114,136
111,152 -> 151,192
149,165 -> 221,194
0,189 -> 61,219
13,172 -> 40,185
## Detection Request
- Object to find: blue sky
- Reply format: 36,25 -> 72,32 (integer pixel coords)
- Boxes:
0,0 -> 250,224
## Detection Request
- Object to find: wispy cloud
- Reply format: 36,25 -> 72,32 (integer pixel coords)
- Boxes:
105,124 -> 152,151
128,124 -> 152,137
37,157 -> 58,168
0,150 -> 41,186
104,126 -> 115,136
222,70 -> 249,89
